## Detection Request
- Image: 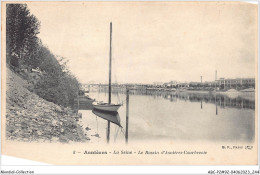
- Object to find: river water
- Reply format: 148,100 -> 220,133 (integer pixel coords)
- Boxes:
78,89 -> 255,144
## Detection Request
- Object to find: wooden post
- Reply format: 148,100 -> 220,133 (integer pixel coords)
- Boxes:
216,103 -> 218,115
107,121 -> 110,143
215,96 -> 218,115
126,89 -> 129,144
77,94 -> 79,115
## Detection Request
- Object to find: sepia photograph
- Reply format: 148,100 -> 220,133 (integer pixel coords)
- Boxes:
1,1 -> 258,171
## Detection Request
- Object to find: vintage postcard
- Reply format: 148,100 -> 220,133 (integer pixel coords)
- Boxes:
1,1 -> 258,167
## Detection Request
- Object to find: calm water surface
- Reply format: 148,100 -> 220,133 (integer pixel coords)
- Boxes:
78,90 -> 255,143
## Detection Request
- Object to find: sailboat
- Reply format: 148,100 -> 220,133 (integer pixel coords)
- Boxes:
93,22 -> 121,112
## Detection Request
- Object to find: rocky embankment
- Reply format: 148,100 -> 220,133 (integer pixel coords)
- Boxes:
6,68 -> 88,143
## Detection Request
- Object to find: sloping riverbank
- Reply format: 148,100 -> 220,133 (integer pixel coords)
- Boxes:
5,68 -> 88,143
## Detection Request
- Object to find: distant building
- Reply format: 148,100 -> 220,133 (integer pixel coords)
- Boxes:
187,78 -> 255,90
177,83 -> 189,88
216,78 -> 255,90
189,82 -> 202,87
153,82 -> 164,88
164,81 -> 178,88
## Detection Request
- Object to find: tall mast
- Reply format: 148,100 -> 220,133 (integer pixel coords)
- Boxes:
107,22 -> 112,144
108,22 -> 112,104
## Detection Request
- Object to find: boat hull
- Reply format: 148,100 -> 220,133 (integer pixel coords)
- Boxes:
93,103 -> 121,112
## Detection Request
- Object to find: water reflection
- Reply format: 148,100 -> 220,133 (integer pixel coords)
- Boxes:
73,101 -> 121,127
92,109 -> 121,127
75,101 -> 124,143
92,109 -> 122,143
110,89 -> 255,110
76,89 -> 255,143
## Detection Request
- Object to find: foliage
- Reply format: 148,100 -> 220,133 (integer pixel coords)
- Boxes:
6,4 -> 81,108
6,4 -> 40,69
34,48 -> 81,107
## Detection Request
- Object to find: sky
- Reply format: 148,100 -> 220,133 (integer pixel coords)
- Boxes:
27,2 -> 257,84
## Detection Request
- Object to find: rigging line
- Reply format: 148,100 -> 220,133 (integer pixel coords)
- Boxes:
114,126 -> 117,142
112,56 -> 121,104
96,116 -> 99,133
117,88 -> 121,104
114,125 -> 117,134
114,126 -> 120,142
120,127 -> 125,135
111,54 -> 122,102
97,86 -> 100,101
